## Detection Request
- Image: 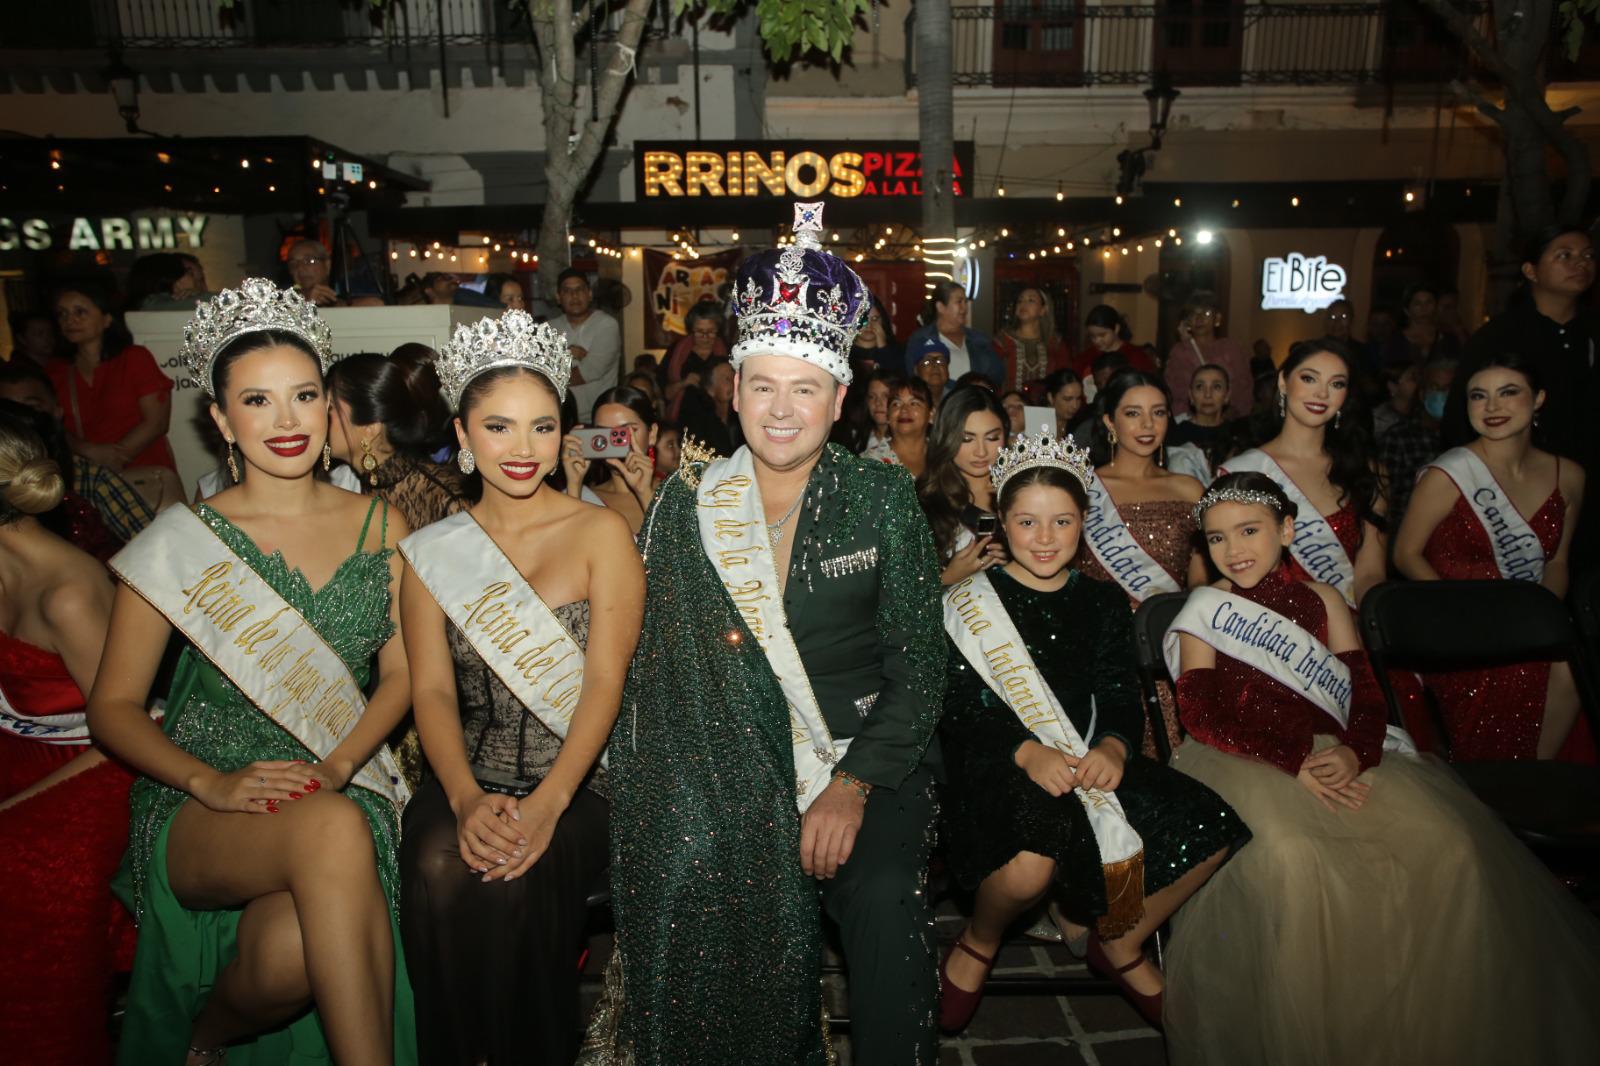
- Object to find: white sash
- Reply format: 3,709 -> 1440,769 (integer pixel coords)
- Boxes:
696,447 -> 847,812
944,573 -> 1145,930
1082,478 -> 1183,602
1164,586 -> 1416,754
110,507 -> 410,811
398,512 -> 598,766
1220,449 -> 1356,606
0,681 -> 88,745
1425,448 -> 1547,583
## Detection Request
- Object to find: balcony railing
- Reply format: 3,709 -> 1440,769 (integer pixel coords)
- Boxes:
907,2 -> 1496,89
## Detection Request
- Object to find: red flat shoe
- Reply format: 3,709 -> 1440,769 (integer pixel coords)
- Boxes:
938,935 -> 996,1034
1086,933 -> 1164,1029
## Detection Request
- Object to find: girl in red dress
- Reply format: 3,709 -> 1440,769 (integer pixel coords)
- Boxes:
1394,353 -> 1586,759
0,415 -> 134,1065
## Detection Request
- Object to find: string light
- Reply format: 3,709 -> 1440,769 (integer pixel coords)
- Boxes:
240,159 -> 250,169
1056,182 -> 1064,201
1290,196 -> 1300,207
1231,199 -> 1241,208
997,176 -> 1006,197
368,180 -> 378,189
1173,197 -> 1182,207
1102,250 -> 1111,260
1112,227 -> 1121,237
1120,247 -> 1129,255
1115,194 -> 1124,205
1168,229 -> 1176,237
731,231 -> 740,242
1065,241 -> 1074,250
1000,228 -> 1009,237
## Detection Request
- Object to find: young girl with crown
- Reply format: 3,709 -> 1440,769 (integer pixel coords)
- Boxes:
1163,471 -> 1600,1065
937,431 -> 1245,1033
396,311 -> 643,1065
87,279 -> 417,1066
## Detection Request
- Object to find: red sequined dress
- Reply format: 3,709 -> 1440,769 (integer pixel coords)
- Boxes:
1422,485 -> 1565,760
1162,566 -> 1600,1066
0,630 -> 135,1066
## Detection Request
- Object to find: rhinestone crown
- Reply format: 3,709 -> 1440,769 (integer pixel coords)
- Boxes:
435,309 -> 573,410
1192,487 -> 1285,526
990,430 -> 1096,495
179,278 -> 334,396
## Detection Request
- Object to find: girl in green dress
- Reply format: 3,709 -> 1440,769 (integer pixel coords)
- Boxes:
87,280 -> 417,1066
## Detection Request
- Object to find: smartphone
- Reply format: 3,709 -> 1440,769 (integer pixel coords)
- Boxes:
974,512 -> 998,538
578,424 -> 634,460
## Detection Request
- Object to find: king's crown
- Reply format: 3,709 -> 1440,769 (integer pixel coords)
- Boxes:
990,430 -> 1096,495
435,309 -> 573,410
179,278 -> 335,396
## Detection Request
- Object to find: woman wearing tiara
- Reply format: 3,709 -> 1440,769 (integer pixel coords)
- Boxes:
398,312 -> 643,1065
1219,338 -> 1387,607
0,417 -> 133,1066
87,280 -> 416,1066
1395,352 -> 1586,759
937,431 -> 1243,1034
1164,471 -> 1600,1066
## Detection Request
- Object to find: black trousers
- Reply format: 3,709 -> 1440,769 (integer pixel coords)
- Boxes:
817,767 -> 939,1066
400,777 -> 610,1066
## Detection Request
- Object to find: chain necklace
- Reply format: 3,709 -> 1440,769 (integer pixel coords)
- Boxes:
766,488 -> 807,548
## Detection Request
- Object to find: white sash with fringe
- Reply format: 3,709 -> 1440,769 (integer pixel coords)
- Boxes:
398,512 -> 597,764
110,506 -> 409,810
1425,448 -> 1547,583
944,573 -> 1145,930
0,682 -> 88,745
697,447 -> 848,812
1163,586 -> 1415,754
1220,449 -> 1356,606
1082,479 -> 1183,602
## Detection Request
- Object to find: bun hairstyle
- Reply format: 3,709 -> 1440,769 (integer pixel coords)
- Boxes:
326,345 -> 453,460
0,412 -> 65,522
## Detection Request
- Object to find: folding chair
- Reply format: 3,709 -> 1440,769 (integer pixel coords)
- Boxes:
1359,580 -> 1600,856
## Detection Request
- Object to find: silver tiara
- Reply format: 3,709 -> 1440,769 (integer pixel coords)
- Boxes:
990,430 -> 1095,495
179,278 -> 334,396
1193,487 -> 1283,525
435,309 -> 573,410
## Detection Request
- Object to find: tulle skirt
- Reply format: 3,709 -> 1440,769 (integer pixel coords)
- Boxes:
1165,736 -> 1600,1066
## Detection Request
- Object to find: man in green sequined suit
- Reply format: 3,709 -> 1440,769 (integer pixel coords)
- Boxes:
609,205 -> 945,1066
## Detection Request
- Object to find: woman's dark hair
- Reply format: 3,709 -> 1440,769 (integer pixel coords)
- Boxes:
1464,350 -> 1544,398
1090,369 -> 1173,466
585,385 -> 659,489
53,281 -> 133,358
999,388 -> 1024,406
864,295 -> 897,346
684,301 -> 724,330
325,345 -> 452,459
126,254 -> 190,308
926,281 -> 966,322
1198,470 -> 1298,527
1270,337 -> 1383,531
1521,225 -> 1590,268
891,375 -> 935,421
833,368 -> 903,453
917,385 -> 1009,559
484,273 -> 523,306
1400,282 -> 1439,317
458,365 -> 559,418
996,465 -> 1088,520
1084,304 -> 1130,341
1192,362 -> 1231,389
1042,368 -> 1081,398
211,330 -> 324,399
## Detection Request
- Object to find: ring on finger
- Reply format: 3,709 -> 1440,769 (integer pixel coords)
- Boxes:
258,775 -> 267,786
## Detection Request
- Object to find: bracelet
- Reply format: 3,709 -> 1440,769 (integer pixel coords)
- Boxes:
833,770 -> 872,800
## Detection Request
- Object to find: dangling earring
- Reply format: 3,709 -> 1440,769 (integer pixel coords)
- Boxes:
226,441 -> 240,483
1159,444 -> 1167,468
1107,427 -> 1118,447
457,448 -> 476,474
360,436 -> 379,482
1277,391 -> 1287,418
322,441 -> 333,472
1333,409 -> 1343,430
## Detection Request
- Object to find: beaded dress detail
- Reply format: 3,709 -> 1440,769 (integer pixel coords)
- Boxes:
115,500 -> 417,1066
1075,498 -> 1195,591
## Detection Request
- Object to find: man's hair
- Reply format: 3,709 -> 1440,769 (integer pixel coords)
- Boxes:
289,238 -> 329,258
0,357 -> 56,397
557,268 -> 589,289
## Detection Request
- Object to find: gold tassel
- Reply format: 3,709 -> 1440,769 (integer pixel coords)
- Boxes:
1094,851 -> 1146,939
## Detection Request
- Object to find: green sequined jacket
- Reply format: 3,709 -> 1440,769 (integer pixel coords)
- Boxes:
607,443 -> 945,1065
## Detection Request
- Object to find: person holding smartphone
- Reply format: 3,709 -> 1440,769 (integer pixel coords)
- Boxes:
560,385 -> 658,534
917,385 -> 1010,584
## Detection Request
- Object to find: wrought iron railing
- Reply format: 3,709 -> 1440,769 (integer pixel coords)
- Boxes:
906,1 -> 1495,89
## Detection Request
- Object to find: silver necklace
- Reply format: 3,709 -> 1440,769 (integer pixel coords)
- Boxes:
767,489 -> 806,547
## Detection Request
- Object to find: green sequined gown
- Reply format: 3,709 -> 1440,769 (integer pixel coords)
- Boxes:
115,501 -> 417,1066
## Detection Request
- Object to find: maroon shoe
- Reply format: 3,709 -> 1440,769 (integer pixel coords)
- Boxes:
937,936 -> 996,1034
1086,933 -> 1164,1029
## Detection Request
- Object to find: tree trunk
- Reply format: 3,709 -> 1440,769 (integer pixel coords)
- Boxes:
531,0 -> 655,295
916,0 -> 956,290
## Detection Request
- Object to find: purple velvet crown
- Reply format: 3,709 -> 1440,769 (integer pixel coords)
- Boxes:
730,202 -> 870,385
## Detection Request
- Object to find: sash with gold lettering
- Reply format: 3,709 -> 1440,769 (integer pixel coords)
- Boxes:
397,512 -> 596,765
109,506 -> 410,810
696,447 -> 847,813
1220,449 -> 1357,606
1425,447 -> 1547,583
1082,477 -> 1183,602
1162,586 -> 1415,753
943,573 -> 1145,933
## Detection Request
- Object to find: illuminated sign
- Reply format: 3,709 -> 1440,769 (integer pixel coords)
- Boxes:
0,215 -> 209,253
1261,252 -> 1346,313
635,141 -> 975,200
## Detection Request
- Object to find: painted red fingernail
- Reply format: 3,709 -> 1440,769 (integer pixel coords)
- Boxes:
305,780 -> 321,792
289,792 -> 303,800
266,802 -> 280,813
